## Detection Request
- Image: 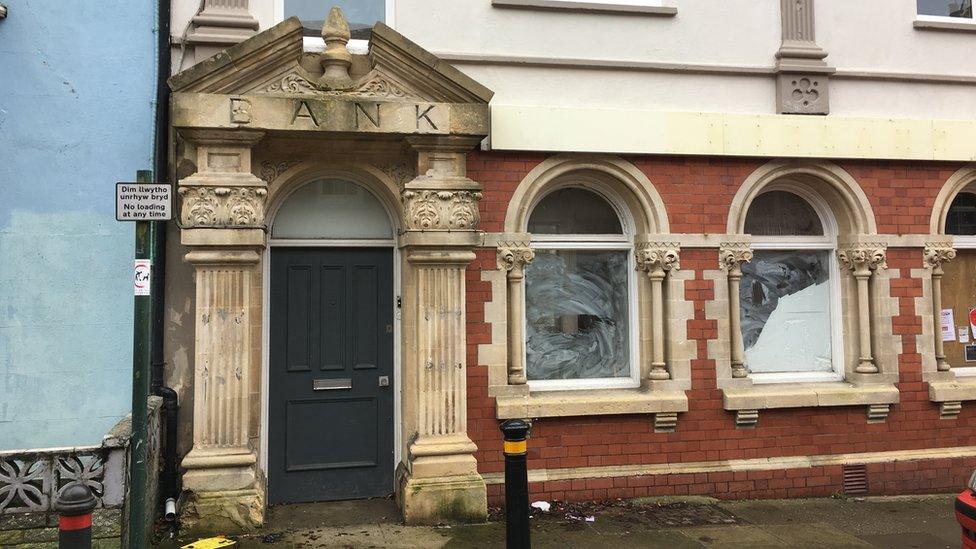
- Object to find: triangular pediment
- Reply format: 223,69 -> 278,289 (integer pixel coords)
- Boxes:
168,17 -> 492,105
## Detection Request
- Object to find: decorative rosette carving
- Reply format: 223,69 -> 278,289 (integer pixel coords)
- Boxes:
265,74 -> 318,95
635,243 -> 680,275
179,185 -> 268,228
402,189 -> 482,231
838,243 -> 887,276
719,243 -> 754,272
923,243 -> 956,270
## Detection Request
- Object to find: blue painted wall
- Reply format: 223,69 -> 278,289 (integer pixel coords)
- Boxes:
0,1 -> 157,450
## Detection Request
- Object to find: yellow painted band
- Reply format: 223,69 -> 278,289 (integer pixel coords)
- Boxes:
504,440 -> 527,454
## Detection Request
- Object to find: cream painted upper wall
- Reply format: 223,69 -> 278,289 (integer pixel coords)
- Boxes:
819,0 -> 976,77
395,0 -> 780,66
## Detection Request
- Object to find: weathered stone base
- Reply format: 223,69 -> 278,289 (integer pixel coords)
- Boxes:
397,471 -> 488,525
179,487 -> 265,535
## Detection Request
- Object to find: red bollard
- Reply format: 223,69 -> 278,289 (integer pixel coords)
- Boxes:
56,483 -> 97,549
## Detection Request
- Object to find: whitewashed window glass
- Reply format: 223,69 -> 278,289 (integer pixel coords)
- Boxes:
917,0 -> 973,18
525,188 -> 638,389
271,179 -> 393,240
741,190 -> 842,381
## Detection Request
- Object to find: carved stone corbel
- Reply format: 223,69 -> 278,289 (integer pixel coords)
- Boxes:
654,412 -> 678,433
866,403 -> 890,424
719,243 -> 754,378
838,243 -> 887,374
636,243 -> 680,381
941,401 -> 962,420
924,243 -> 957,372
497,241 -> 535,385
736,409 -> 759,429
775,0 -> 833,114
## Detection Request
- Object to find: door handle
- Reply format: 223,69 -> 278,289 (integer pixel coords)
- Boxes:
313,378 -> 352,391
378,376 -> 390,387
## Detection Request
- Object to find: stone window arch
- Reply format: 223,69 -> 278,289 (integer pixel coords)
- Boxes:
493,156 -> 687,429
720,161 -> 897,427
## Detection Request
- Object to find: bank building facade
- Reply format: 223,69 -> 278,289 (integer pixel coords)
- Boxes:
159,0 -> 976,530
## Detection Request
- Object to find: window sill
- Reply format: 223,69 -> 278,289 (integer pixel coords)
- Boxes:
491,0 -> 677,17
913,19 -> 976,32
929,379 -> 976,402
723,381 -> 899,411
496,386 -> 687,419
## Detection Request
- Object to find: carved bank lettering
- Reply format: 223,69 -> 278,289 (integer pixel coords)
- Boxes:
416,104 -> 438,131
291,100 -> 320,127
356,102 -> 381,129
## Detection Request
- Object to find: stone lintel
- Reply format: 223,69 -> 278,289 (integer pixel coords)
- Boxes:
496,388 -> 688,419
723,382 -> 899,411
181,228 -> 266,248
171,93 -> 490,138
928,379 -> 976,402
184,249 -> 262,265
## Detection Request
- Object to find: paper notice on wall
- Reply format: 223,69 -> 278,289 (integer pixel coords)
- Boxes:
960,326 -> 971,344
942,309 -> 956,341
134,259 -> 151,296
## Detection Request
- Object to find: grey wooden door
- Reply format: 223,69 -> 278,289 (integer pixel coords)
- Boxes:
269,247 -> 395,504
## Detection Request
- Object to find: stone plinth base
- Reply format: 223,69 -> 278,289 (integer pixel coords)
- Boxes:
179,487 -> 265,534
397,469 -> 488,525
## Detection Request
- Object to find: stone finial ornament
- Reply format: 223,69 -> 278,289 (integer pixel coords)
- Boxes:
320,7 -> 353,84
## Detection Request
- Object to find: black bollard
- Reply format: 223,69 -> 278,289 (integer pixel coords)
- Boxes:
500,418 -> 531,549
56,483 -> 97,549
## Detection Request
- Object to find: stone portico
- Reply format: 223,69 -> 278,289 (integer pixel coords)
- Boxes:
167,10 -> 492,529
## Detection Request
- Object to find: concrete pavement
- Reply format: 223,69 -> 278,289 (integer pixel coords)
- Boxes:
158,494 -> 962,548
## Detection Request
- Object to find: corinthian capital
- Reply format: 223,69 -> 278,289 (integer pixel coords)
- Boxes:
838,243 -> 887,276
497,243 -> 535,274
923,243 -> 956,270
719,243 -> 753,272
635,243 -> 680,275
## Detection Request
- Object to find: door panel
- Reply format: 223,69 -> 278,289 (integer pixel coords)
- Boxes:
269,247 -> 394,504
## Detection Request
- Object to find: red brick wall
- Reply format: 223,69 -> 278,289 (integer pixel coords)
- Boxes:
465,152 -> 976,503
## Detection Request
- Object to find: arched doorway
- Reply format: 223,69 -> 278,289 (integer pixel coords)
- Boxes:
266,177 -> 398,504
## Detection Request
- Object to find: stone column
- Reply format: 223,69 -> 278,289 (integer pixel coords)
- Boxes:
924,244 -> 957,372
720,243 -> 753,378
185,0 -> 260,64
497,239 -> 534,385
398,136 -> 487,524
177,130 -> 267,530
636,243 -> 680,381
775,0 -> 833,114
839,243 -> 887,375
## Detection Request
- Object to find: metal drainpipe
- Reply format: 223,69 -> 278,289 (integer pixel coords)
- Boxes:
151,0 -> 180,525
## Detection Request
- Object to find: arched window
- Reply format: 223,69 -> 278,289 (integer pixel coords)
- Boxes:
271,178 -> 393,240
938,191 -> 976,375
741,190 -> 842,381
524,187 -> 638,389
945,192 -> 976,236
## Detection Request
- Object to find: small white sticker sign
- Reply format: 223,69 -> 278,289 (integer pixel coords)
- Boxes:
942,309 -> 956,342
960,326 -> 971,344
134,259 -> 151,296
116,182 -> 172,221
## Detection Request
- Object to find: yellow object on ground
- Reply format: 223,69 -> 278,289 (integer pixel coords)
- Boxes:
181,537 -> 236,549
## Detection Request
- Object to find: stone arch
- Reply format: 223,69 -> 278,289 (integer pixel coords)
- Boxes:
930,164 -> 976,235
265,161 -> 404,235
727,160 -> 877,236
504,155 -> 670,235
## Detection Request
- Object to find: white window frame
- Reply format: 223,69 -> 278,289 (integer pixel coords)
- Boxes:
274,0 -> 395,53
916,0 -> 975,24
745,186 -> 845,385
525,186 -> 641,392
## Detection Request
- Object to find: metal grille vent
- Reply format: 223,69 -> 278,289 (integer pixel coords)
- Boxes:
842,464 -> 868,495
